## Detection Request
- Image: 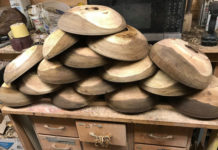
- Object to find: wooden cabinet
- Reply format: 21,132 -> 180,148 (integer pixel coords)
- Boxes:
134,124 -> 192,148
32,117 -> 78,137
76,121 -> 127,146
38,135 -> 82,150
135,144 -> 187,150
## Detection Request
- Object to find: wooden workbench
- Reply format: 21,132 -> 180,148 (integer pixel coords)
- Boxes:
2,102 -> 218,130
1,100 -> 218,150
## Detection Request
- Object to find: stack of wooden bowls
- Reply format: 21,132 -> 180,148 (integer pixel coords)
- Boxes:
0,5 -> 217,119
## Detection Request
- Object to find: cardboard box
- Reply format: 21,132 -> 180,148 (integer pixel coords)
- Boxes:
0,138 -> 23,150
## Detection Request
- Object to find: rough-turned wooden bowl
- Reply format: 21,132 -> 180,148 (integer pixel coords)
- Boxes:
52,87 -> 91,110
75,75 -> 117,95
170,76 -> 218,119
141,70 -> 193,96
38,59 -> 80,84
4,45 -> 43,84
150,39 -> 212,89
58,5 -> 126,35
106,85 -> 157,114
18,71 -> 60,95
0,83 -> 33,107
88,25 -> 149,61
102,56 -> 156,83
43,29 -> 78,59
61,46 -> 107,68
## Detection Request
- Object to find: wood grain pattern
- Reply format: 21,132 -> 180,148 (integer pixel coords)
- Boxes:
9,115 -> 35,150
88,25 -> 149,61
38,135 -> 82,150
18,71 -> 60,95
32,117 -> 78,137
102,56 -> 156,83
150,39 -> 213,89
61,45 -> 107,68
4,45 -> 43,84
43,29 -> 78,59
170,76 -> 218,119
106,85 -> 156,114
58,5 -> 126,35
75,75 -> 117,95
0,84 -> 33,107
52,87 -> 91,109
76,121 -> 127,146
37,59 -> 80,84
2,103 -> 218,129
135,144 -> 186,150
134,124 -> 192,147
140,70 -> 193,96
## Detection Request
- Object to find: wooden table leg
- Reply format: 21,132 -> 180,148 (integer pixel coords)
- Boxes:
207,130 -> 218,150
8,115 -> 35,150
214,63 -> 218,77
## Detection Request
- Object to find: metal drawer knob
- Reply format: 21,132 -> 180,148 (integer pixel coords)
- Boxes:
148,133 -> 174,140
44,124 -> 65,130
89,132 -> 112,148
51,144 -> 71,150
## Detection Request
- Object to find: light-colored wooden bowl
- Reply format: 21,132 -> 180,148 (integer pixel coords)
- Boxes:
4,45 -> 43,84
61,46 -> 107,68
102,56 -> 156,83
58,5 -> 126,35
0,83 -> 33,107
106,85 -> 156,114
150,39 -> 213,89
38,59 -> 80,84
75,75 -> 117,95
140,70 -> 193,96
171,76 -> 218,119
18,71 -> 60,95
52,87 -> 91,109
88,25 -> 149,61
43,29 -> 78,59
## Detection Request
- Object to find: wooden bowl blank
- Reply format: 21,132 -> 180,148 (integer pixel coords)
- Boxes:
140,70 -> 193,96
102,56 -> 156,83
170,76 -> 218,119
43,29 -> 78,59
0,83 -> 33,107
38,59 -> 80,84
4,45 -> 43,84
75,75 -> 117,95
61,46 -> 107,68
58,5 -> 126,35
106,85 -> 156,114
150,39 -> 212,89
88,25 -> 149,61
18,71 -> 60,95
52,87 -> 91,109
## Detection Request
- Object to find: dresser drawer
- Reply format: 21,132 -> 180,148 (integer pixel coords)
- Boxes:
32,117 -> 78,137
135,144 -> 186,150
76,121 -> 127,146
134,125 -> 192,147
38,135 -> 82,150
82,142 -> 128,150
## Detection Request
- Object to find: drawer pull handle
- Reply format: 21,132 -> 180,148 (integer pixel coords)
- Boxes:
89,132 -> 112,148
44,125 -> 65,130
52,144 -> 71,150
148,133 -> 173,140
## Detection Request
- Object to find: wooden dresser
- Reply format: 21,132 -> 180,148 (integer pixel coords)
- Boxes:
2,102 -> 218,150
